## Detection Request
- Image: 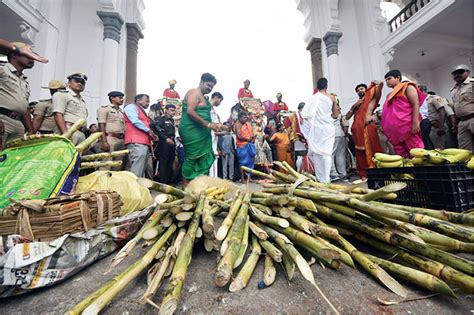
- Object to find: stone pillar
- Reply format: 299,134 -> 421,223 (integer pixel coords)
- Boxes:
323,31 -> 343,94
97,11 -> 124,105
306,38 -> 323,90
125,23 -> 144,104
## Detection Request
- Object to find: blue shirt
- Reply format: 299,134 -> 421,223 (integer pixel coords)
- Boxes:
218,133 -> 235,154
123,104 -> 150,133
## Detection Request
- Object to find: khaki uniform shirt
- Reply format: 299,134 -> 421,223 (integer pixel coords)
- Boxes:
52,88 -> 87,123
34,99 -> 56,131
450,77 -> 474,118
427,95 -> 454,123
0,62 -> 30,115
97,104 -> 125,134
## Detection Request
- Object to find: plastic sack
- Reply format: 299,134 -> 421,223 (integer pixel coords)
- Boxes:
0,135 -> 80,211
76,171 -> 152,214
0,207 -> 151,297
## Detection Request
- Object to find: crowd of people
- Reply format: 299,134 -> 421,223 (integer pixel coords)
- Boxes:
0,39 -> 472,187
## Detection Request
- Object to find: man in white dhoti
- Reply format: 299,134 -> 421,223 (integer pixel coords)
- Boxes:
301,78 -> 338,183
210,92 -> 223,177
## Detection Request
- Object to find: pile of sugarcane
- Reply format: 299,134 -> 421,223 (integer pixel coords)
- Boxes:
68,162 -> 473,315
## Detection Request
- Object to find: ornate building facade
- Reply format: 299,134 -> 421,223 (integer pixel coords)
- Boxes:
296,0 -> 472,112
0,0 -> 146,123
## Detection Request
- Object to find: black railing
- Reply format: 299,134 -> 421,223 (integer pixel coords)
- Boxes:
388,0 -> 431,32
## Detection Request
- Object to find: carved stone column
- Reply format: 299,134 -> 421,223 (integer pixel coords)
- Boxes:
306,38 -> 323,90
323,31 -> 343,93
125,23 -> 144,104
97,11 -> 124,104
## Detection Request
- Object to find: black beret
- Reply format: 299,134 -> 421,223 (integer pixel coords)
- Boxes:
108,91 -> 124,97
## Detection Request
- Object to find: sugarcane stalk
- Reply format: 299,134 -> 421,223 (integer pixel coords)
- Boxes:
312,235 -> 355,268
80,160 -> 122,169
268,224 -> 341,269
342,197 -> 474,242
263,255 -> 276,286
259,238 -> 283,262
249,205 -> 289,228
202,204 -> 216,236
314,203 -> 474,276
373,201 -> 474,226
258,222 -> 340,314
304,213 -> 341,240
106,209 -> 169,273
216,191 -> 245,240
241,166 -> 278,182
353,232 -> 474,293
175,211 -> 193,221
61,118 -> 86,139
154,194 -> 177,205
75,132 -> 103,153
80,149 -> 130,161
229,235 -> 261,292
319,202 -> 355,217
234,215 -> 250,268
273,206 -> 292,218
269,169 -> 298,183
159,195 -> 205,315
410,224 -> 474,253
251,203 -> 273,215
251,196 -> 290,207
142,225 -> 165,241
252,192 -> 273,198
139,246 -> 174,305
137,178 -> 191,199
208,199 -> 230,211
68,260 -> 142,315
287,196 -> 317,212
209,205 -> 225,217
83,224 -> 177,315
359,182 -> 407,201
248,221 -> 268,240
215,192 -> 251,287
366,254 -> 457,298
329,225 -> 407,297
286,211 -> 313,234
157,199 -> 184,209
280,246 -> 296,280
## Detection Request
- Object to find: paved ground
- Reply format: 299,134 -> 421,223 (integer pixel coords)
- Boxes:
1,181 -> 472,314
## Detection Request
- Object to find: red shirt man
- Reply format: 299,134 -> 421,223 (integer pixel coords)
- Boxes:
272,92 -> 288,111
238,79 -> 254,99
163,79 -> 180,99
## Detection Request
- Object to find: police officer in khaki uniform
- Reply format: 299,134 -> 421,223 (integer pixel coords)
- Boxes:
0,42 -> 35,149
450,64 -> 474,151
426,92 -> 456,149
33,80 -> 66,134
94,91 -> 126,169
52,73 -> 88,145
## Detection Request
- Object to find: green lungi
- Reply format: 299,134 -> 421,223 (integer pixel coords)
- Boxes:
179,98 -> 215,180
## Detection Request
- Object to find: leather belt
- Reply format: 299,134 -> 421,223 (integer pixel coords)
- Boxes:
38,130 -> 54,135
0,107 -> 21,120
106,132 -> 124,139
458,113 -> 474,121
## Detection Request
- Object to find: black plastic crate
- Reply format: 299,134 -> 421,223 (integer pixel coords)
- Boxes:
367,164 -> 474,212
